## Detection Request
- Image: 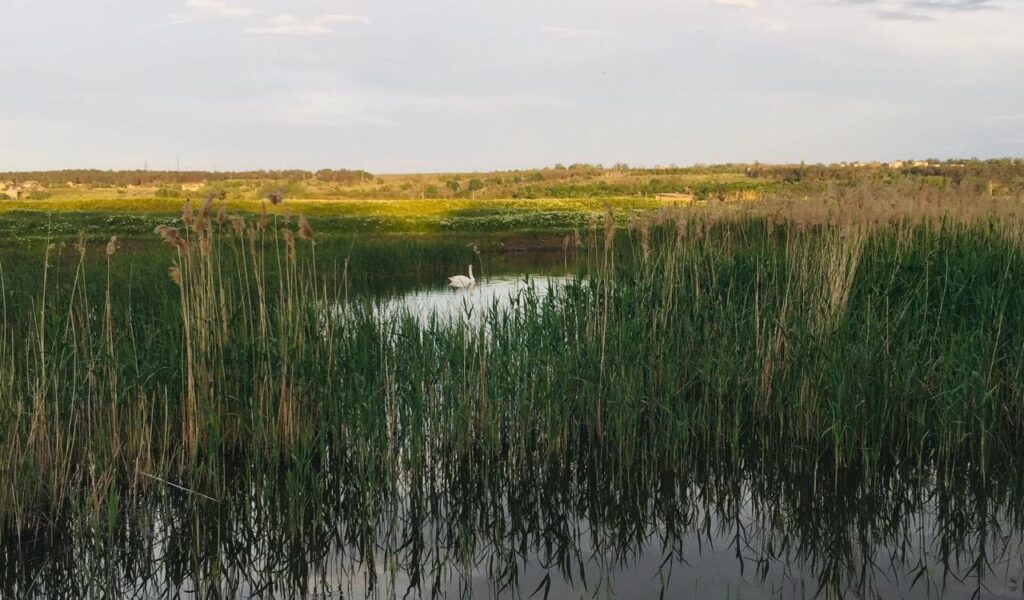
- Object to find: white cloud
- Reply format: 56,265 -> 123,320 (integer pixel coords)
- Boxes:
712,0 -> 759,8
245,14 -> 370,36
173,0 -> 256,23
540,26 -> 607,38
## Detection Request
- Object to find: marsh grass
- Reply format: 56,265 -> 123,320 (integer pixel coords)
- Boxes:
2,183 -> 1024,597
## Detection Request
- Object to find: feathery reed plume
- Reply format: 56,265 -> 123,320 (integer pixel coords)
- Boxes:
283,229 -> 296,262
199,195 -> 215,220
154,225 -> 186,251
105,236 -> 118,257
168,265 -> 182,286
190,196 -> 212,233
75,232 -> 86,258
182,199 -> 193,227
217,202 -> 227,226
230,215 -> 246,236
298,216 -> 315,242
259,202 -> 268,230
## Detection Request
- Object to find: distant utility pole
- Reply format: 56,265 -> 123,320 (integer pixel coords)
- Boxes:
144,159 -> 148,171
176,156 -> 180,171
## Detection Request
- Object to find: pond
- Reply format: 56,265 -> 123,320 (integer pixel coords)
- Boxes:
377,275 -> 577,327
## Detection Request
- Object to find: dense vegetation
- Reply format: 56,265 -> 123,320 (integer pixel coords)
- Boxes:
5,158 -> 1024,205
2,183 -> 1024,596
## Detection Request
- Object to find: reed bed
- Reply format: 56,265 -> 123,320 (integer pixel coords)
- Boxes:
2,183 -> 1024,597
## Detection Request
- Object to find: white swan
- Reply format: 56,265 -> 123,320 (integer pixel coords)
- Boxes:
448,264 -> 475,288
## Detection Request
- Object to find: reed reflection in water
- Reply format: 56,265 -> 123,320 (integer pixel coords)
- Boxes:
5,449 -> 1022,599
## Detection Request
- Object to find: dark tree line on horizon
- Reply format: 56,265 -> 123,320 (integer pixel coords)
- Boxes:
2,159 -> 1022,192
0,169 -> 373,187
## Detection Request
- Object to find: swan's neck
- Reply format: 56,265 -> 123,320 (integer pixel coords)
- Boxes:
468,264 -> 474,280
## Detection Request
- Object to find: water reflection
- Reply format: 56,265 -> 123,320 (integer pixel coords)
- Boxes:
385,276 -> 575,326
6,449 -> 1024,599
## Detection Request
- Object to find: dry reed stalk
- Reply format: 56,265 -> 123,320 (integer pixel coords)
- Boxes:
283,229 -> 296,263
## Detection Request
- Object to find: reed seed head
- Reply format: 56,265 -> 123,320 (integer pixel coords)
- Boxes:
230,215 -> 246,236
298,216 -> 315,241
154,225 -> 186,251
199,195 -> 214,220
283,229 -> 296,261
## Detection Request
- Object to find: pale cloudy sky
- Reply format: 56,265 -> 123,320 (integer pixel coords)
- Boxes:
1,0 -> 1021,172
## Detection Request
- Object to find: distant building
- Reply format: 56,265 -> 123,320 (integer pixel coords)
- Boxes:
911,160 -> 929,168
888,161 -> 905,169
4,188 -> 18,200
182,182 -> 204,192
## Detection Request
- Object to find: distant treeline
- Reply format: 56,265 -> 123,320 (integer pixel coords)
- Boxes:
0,169 -> 372,186
745,159 -> 1024,183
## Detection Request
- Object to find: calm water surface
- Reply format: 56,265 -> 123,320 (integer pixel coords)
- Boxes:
386,275 -> 575,326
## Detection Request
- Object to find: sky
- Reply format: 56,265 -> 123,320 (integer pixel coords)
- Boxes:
1,0 -> 1022,173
